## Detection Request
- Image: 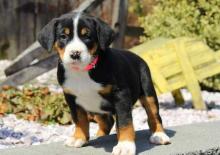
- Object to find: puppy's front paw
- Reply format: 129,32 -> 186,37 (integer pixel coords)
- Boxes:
112,141 -> 136,155
150,132 -> 171,145
65,137 -> 87,148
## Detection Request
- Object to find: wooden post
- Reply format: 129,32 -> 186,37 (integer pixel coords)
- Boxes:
125,26 -> 145,37
75,0 -> 104,13
175,40 -> 206,110
4,42 -> 45,76
141,54 -> 170,93
111,0 -> 128,49
172,89 -> 185,106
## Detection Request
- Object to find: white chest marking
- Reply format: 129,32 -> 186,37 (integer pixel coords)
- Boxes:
63,66 -> 105,113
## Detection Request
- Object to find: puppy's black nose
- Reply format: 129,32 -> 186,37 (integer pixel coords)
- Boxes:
70,51 -> 81,60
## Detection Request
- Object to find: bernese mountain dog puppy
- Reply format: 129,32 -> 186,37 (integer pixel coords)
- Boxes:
37,12 -> 170,155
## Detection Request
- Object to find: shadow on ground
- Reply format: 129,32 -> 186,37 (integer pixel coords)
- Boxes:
88,129 -> 176,154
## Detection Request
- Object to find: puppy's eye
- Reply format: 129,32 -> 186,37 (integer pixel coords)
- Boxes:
81,27 -> 90,37
60,34 -> 68,40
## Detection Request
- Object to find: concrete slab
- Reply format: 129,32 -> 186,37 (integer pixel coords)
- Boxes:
1,121 -> 220,155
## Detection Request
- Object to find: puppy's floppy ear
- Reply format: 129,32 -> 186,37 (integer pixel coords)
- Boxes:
94,18 -> 115,50
37,18 -> 58,52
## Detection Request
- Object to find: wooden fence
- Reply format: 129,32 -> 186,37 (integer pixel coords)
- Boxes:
0,0 -> 115,59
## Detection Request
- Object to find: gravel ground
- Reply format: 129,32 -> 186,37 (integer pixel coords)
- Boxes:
1,60 -> 220,150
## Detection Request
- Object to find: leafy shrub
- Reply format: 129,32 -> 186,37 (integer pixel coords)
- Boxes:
129,0 -> 144,15
140,0 -> 220,51
0,86 -> 72,125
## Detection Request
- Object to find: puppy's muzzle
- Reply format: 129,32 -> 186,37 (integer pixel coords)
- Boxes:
70,51 -> 81,60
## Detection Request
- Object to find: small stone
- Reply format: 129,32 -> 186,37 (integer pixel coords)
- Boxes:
31,136 -> 40,144
0,128 -> 13,139
207,101 -> 216,110
11,132 -> 23,140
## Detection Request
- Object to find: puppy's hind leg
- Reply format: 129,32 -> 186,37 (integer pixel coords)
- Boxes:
139,96 -> 170,145
139,64 -> 170,145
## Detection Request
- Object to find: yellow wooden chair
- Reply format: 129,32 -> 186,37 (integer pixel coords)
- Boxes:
130,37 -> 220,110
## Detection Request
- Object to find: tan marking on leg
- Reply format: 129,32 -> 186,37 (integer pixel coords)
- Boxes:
98,84 -> 112,96
139,96 -> 164,133
113,121 -> 136,154
54,41 -> 65,60
94,114 -> 112,137
117,122 -> 135,141
73,108 -> 89,141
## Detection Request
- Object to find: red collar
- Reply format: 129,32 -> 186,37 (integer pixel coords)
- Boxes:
84,56 -> 99,71
71,56 -> 99,71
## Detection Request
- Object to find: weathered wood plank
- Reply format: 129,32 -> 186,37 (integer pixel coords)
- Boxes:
172,89 -> 184,106
196,62 -> 220,82
167,62 -> 220,91
111,0 -> 128,49
160,53 -> 214,78
155,49 -> 211,68
167,74 -> 186,91
175,40 -> 206,110
99,0 -> 114,23
155,50 -> 213,69
0,0 -> 20,59
35,0 -> 60,37
4,41 -> 44,76
141,53 -> 170,94
0,54 -> 58,89
17,1 -> 36,54
75,0 -> 105,13
125,26 -> 145,37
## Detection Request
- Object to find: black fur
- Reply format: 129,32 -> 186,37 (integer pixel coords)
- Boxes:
37,18 -> 58,51
93,18 -> 115,50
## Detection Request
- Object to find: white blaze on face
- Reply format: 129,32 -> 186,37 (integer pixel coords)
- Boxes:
63,13 -> 92,68
62,13 -> 105,114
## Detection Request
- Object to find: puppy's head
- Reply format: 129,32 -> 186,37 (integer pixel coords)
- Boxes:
37,12 -> 114,67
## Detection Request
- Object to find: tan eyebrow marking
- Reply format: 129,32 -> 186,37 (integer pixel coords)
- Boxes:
81,27 -> 90,36
64,28 -> 70,35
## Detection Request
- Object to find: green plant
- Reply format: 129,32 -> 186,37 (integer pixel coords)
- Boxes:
0,86 -> 72,125
140,0 -> 220,51
129,0 -> 144,16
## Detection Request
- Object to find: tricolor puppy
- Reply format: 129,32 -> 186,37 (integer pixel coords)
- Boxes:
37,12 -> 170,155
